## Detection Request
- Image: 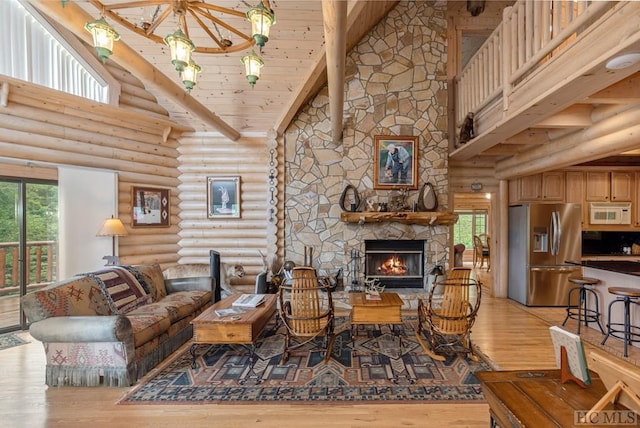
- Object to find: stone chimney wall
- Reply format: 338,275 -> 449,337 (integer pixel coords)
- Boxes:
283,1 -> 450,287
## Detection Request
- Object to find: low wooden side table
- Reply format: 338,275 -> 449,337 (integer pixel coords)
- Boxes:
349,292 -> 404,342
190,294 -> 277,372
477,369 -> 633,427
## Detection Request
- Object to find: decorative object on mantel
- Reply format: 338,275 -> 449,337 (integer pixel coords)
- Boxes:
341,211 -> 458,226
387,187 -> 411,212
339,184 -> 361,212
457,111 -> 475,148
416,182 -> 438,212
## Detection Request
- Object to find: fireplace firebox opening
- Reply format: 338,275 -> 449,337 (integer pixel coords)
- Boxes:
364,239 -> 425,289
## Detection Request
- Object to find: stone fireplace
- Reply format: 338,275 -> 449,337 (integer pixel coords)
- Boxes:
364,240 -> 425,289
282,2 -> 450,281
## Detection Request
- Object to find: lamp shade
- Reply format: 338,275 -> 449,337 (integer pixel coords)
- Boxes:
97,217 -> 128,237
181,59 -> 202,92
84,17 -> 120,63
164,28 -> 195,72
241,50 -> 264,87
246,2 -> 275,50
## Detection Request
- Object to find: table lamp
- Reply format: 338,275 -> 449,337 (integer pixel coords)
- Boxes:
97,215 -> 128,265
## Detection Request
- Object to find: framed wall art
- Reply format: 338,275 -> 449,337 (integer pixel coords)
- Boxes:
373,135 -> 419,190
132,186 -> 170,228
207,176 -> 241,219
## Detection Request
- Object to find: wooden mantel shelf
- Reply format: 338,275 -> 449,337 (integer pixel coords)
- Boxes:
340,211 -> 458,226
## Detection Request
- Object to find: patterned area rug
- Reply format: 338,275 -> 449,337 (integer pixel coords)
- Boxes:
119,317 -> 493,404
0,333 -> 29,351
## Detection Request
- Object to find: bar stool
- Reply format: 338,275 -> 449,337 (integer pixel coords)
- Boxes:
601,287 -> 640,358
561,277 -> 604,334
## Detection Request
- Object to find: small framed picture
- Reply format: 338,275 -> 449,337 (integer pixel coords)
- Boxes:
207,176 -> 241,219
131,186 -> 170,228
373,136 -> 419,190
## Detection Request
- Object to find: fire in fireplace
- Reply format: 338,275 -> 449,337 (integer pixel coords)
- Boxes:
364,240 -> 425,288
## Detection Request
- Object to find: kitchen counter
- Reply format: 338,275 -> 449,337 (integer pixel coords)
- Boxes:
578,260 -> 640,276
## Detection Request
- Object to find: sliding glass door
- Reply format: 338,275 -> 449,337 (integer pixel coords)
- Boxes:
0,179 -> 58,332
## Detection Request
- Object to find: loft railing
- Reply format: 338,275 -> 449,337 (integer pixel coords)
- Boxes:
455,0 -> 612,127
0,241 -> 56,295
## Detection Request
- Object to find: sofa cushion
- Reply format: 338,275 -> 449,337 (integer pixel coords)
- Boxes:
125,313 -> 171,348
164,290 -> 211,310
88,267 -> 151,314
124,263 -> 167,302
127,296 -> 196,324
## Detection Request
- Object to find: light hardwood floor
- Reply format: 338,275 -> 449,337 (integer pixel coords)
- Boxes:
1,267 -> 638,428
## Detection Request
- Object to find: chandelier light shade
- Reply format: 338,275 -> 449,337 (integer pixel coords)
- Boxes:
164,28 -> 195,72
241,50 -> 264,87
246,2 -> 275,51
181,59 -> 202,92
84,17 -> 120,63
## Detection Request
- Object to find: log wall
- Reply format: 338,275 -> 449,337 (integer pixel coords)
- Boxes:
176,133 -> 281,286
0,59 -> 188,269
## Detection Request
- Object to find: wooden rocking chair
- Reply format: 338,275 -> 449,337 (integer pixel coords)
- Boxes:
416,267 -> 482,361
277,266 -> 335,364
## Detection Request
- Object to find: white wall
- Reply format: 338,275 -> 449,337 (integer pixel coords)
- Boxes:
58,167 -> 117,278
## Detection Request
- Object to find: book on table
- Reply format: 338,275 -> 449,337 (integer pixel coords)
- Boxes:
214,307 -> 245,318
232,294 -> 266,308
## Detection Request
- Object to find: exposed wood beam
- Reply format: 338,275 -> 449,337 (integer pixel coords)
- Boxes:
585,73 -> 640,104
531,104 -> 593,128
28,0 -> 241,141
495,104 -> 640,179
274,1 -> 398,136
322,0 -> 347,143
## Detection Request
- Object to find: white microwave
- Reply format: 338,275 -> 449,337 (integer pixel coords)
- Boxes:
589,202 -> 631,225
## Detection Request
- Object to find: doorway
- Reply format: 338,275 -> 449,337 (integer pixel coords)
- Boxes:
0,179 -> 58,332
453,193 -> 491,266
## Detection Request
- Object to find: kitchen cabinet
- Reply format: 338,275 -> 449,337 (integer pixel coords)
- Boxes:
586,171 -> 633,202
565,171 -> 586,226
517,172 -> 565,202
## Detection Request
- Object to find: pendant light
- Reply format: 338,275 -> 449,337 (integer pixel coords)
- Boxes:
241,50 -> 264,87
164,28 -> 195,72
181,59 -> 202,92
246,2 -> 275,52
84,17 -> 120,63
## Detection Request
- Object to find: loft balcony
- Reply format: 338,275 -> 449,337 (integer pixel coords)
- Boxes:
451,1 -> 640,180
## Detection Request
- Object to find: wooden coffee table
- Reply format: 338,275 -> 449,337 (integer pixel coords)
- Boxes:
349,292 -> 404,342
190,293 -> 277,370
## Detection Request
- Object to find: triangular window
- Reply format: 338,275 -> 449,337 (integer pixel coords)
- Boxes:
1,0 -> 111,103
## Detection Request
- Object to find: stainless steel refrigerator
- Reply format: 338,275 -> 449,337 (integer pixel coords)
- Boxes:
508,203 -> 582,306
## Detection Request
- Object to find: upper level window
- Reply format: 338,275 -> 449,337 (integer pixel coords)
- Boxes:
0,0 -> 110,103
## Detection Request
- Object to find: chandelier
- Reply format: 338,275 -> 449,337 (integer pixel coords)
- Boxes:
80,0 -> 275,91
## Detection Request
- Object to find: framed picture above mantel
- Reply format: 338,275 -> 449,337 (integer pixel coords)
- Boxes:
373,136 -> 418,190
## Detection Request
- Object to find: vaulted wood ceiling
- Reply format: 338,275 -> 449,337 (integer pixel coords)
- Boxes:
28,0 -> 398,140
